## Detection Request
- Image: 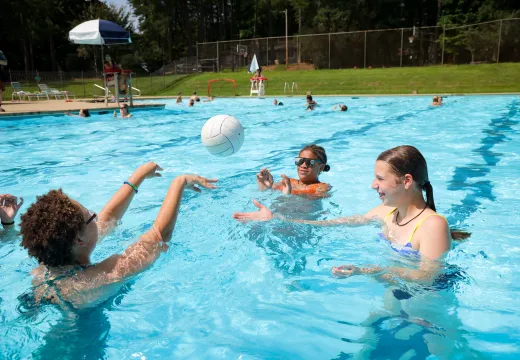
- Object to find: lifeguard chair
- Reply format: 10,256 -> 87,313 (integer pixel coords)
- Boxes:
103,69 -> 134,107
250,77 -> 267,97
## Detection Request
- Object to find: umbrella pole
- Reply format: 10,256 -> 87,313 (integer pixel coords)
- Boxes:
102,45 -> 108,107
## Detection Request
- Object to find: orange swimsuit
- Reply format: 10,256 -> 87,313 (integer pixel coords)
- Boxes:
273,178 -> 330,196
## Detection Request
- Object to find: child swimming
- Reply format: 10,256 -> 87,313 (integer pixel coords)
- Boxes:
256,144 -> 331,198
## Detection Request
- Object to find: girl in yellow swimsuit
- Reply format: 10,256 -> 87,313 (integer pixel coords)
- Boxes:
234,145 -> 469,282
256,144 -> 331,198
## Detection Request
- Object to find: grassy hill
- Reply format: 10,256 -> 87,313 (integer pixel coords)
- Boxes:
154,63 -> 520,97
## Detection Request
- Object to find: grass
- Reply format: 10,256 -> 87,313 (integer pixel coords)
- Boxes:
154,63 -> 520,97
4,63 -> 519,100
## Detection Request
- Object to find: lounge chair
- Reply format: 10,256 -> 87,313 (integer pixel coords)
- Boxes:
38,84 -> 76,100
10,82 -> 46,101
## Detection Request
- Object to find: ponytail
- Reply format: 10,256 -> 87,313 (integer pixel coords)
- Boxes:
423,181 -> 436,212
450,229 -> 471,241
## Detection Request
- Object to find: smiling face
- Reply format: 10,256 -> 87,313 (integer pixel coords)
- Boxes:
297,149 -> 325,183
371,160 -> 406,206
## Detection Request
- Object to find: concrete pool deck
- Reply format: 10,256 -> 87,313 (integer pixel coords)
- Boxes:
0,99 -> 165,117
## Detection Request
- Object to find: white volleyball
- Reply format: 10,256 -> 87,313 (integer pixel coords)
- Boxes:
201,115 -> 245,157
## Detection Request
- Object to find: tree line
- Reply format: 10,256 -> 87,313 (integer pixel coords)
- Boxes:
0,0 -> 518,73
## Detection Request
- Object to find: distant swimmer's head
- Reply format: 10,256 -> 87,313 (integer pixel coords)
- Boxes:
374,145 -> 435,211
295,144 -> 330,183
79,109 -> 90,117
340,105 -> 348,112
273,99 -> 278,105
189,99 -> 195,106
20,189 -> 99,267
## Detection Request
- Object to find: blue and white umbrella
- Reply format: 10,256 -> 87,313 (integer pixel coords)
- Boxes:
69,19 -> 131,45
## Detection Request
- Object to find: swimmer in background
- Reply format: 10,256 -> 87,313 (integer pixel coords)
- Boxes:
273,99 -> 284,106
333,104 -> 348,112
190,92 -> 200,102
255,144 -> 331,198
176,92 -> 182,104
306,95 -> 317,110
203,96 -> 215,102
431,96 -> 442,106
188,99 -> 195,107
234,145 -> 470,282
118,104 -> 132,118
65,109 -> 90,118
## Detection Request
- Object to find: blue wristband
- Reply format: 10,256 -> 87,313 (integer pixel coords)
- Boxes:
124,181 -> 138,194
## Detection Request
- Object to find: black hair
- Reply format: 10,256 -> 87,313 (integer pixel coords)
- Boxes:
300,144 -> 330,172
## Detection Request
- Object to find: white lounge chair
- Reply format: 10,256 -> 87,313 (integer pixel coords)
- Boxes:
38,84 -> 76,100
10,82 -> 46,101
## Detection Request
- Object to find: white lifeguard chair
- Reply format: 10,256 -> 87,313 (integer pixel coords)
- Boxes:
250,78 -> 266,97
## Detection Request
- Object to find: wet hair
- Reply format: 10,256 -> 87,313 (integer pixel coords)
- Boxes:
340,105 -> 348,111
376,146 -> 471,240
193,92 -> 197,95
20,189 -> 85,267
80,109 -> 90,117
196,98 -> 200,102
432,96 -> 438,102
377,145 -> 435,211
300,144 -> 330,172
306,95 -> 313,101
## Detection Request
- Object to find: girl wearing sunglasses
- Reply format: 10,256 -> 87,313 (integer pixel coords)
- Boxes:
256,144 -> 331,198
235,145 -> 470,282
19,162 -> 217,309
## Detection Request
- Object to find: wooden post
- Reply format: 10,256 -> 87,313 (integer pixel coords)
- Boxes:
497,20 -> 503,63
441,25 -> 445,65
400,28 -> 403,67
364,31 -> 367,68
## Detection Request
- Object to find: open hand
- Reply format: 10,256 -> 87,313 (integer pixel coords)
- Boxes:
0,194 -> 24,223
183,175 -> 218,193
280,174 -> 292,195
233,199 -> 273,222
256,168 -> 274,190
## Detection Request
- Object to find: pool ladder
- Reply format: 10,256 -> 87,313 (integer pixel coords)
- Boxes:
284,82 -> 298,95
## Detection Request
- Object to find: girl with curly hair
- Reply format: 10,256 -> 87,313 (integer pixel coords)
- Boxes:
20,162 -> 217,309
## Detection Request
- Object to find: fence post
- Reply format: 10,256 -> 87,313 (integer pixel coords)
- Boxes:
364,31 -> 367,68
267,38 -> 269,66
400,28 -> 403,67
328,33 -> 331,69
497,19 -> 503,63
163,67 -> 165,88
441,25 -> 446,65
82,71 -> 85,98
216,41 -> 220,72
196,42 -> 199,71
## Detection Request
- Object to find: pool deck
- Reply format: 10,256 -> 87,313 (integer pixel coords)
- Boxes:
0,99 -> 165,117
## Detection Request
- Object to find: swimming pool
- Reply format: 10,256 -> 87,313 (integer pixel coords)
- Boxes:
1,95 -> 519,359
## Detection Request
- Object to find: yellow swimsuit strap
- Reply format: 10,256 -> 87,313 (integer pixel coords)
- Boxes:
384,208 -> 398,222
407,213 -> 447,244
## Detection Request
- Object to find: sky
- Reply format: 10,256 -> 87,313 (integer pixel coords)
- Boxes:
104,0 -> 139,30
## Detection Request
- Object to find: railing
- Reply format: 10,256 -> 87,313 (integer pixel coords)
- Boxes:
196,18 -> 520,71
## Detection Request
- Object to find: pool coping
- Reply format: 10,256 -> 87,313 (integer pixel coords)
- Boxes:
0,103 -> 166,118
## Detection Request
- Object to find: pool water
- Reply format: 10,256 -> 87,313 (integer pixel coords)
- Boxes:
1,96 -> 519,359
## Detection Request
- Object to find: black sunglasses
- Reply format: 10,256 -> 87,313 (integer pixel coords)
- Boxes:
86,212 -> 97,225
295,157 -> 321,167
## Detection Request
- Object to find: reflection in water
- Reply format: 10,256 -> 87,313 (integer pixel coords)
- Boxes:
17,283 -> 132,359
336,264 -> 483,359
245,196 -> 330,275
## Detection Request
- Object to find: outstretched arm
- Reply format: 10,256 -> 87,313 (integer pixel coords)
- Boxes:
98,174 -> 218,282
97,162 -> 162,240
233,199 -> 379,226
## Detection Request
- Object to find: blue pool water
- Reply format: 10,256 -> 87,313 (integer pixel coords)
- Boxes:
1,96 -> 520,359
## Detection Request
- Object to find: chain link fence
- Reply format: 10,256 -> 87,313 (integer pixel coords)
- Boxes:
196,18 -> 520,72
2,57 -> 205,100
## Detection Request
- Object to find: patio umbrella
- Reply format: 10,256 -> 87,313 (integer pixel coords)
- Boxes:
249,54 -> 259,73
69,19 -> 131,103
69,19 -> 131,72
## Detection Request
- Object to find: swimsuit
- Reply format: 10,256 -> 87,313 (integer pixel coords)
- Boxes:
35,265 -> 92,309
273,178 -> 329,196
380,208 -> 447,257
